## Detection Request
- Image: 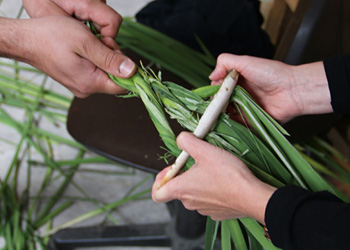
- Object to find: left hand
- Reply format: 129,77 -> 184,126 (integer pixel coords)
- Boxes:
22,0 -> 136,93
152,132 -> 276,223
18,15 -> 134,97
23,0 -> 122,40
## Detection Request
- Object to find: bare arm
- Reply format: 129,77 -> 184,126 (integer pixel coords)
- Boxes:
0,17 -> 29,61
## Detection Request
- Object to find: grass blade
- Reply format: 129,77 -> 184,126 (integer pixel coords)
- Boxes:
204,217 -> 219,250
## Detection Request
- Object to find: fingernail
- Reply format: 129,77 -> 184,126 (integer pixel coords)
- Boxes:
119,59 -> 135,76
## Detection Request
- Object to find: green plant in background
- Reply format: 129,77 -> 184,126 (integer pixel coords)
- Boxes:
0,8 -> 153,249
0,65 -> 152,249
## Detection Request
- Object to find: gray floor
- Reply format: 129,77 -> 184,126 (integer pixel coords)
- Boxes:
0,1 -> 171,249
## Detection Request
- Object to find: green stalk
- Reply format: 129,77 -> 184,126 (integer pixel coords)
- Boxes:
204,217 -> 219,250
34,201 -> 74,229
296,146 -> 346,183
42,189 -> 151,237
33,150 -> 85,227
221,221 -> 232,250
226,220 -> 247,250
0,74 -> 71,108
239,218 -> 280,250
0,61 -> 41,73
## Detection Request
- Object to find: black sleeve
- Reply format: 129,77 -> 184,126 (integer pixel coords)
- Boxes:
324,54 -> 350,114
265,185 -> 350,250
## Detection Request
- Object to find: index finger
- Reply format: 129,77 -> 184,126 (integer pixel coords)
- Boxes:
176,132 -> 219,161
152,166 -> 179,203
52,0 -> 122,38
84,1 -> 122,38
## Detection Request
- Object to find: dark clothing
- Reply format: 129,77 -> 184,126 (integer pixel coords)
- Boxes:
265,186 -> 350,250
324,54 -> 350,114
136,0 -> 273,58
265,54 -> 350,250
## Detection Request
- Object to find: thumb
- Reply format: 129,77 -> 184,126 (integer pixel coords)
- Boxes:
79,35 -> 136,78
152,166 -> 180,203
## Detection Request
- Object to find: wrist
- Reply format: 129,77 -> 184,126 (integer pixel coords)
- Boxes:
234,174 -> 276,224
0,17 -> 29,62
291,62 -> 332,116
248,181 -> 277,224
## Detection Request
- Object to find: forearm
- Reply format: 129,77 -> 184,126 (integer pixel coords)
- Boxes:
291,61 -> 333,116
238,180 -> 276,225
0,17 -> 30,62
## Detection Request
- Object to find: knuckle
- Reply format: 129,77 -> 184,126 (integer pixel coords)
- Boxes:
217,53 -> 229,61
179,193 -> 196,211
76,80 -> 94,96
103,52 -> 119,71
176,132 -> 185,144
78,0 -> 91,11
74,74 -> 98,96
80,33 -> 95,53
176,131 -> 191,145
112,14 -> 123,26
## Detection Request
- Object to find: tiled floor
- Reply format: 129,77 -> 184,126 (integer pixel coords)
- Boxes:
0,1 -> 171,250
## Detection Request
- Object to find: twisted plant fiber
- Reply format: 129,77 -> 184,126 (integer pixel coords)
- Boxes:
109,67 -> 292,185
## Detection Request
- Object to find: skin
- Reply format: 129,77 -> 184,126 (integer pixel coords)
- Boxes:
153,132 -> 277,224
152,53 -> 333,224
210,54 -> 332,123
0,0 -> 136,98
23,0 -> 122,39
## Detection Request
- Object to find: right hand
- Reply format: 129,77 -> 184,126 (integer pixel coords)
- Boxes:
152,132 -> 276,224
210,54 -> 332,123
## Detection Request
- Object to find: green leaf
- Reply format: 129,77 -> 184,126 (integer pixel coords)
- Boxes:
240,218 -> 281,250
221,221 -> 232,250
204,217 -> 219,250
226,219 -> 247,250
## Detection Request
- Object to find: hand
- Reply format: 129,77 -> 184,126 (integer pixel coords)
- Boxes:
152,132 -> 276,223
210,54 -> 332,123
23,0 -> 122,39
20,16 -> 135,97
22,0 -> 136,96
